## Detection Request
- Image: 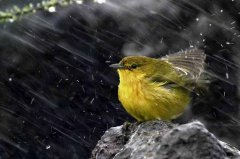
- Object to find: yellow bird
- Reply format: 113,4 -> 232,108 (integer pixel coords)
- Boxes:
110,48 -> 206,121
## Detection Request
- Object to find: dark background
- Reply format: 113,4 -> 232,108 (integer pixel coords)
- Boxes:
0,0 -> 240,158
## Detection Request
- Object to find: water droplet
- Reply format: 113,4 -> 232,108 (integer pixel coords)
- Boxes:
76,0 -> 83,4
48,6 -> 56,13
150,10 -> 157,14
226,41 -> 234,45
94,0 -> 106,4
196,18 -> 199,21
46,145 -> 51,149
9,18 -> 15,23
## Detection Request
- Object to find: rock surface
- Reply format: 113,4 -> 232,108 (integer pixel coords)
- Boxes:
91,120 -> 240,159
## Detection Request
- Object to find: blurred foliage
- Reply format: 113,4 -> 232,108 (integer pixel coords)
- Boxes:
0,0 -> 86,23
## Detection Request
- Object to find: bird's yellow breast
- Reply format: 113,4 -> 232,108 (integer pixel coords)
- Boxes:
117,70 -> 190,121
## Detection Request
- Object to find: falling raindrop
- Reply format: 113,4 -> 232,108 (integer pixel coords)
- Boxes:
30,98 -> 35,104
46,145 -> 51,150
226,73 -> 229,79
90,98 -> 95,104
226,41 -> 234,45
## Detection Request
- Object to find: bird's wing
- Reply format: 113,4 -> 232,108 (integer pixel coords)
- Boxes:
161,48 -> 206,82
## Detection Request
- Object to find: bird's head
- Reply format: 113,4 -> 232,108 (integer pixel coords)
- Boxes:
110,56 -> 157,80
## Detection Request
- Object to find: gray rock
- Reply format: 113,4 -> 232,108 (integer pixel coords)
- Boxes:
91,120 -> 240,159
90,123 -> 138,159
219,141 -> 240,159
156,121 -> 226,159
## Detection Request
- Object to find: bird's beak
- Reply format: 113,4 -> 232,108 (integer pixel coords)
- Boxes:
109,63 -> 125,69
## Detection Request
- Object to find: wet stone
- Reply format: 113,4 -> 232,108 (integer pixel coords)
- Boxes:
91,120 -> 240,159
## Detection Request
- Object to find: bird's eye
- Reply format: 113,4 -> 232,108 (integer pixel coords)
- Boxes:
131,64 -> 138,69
